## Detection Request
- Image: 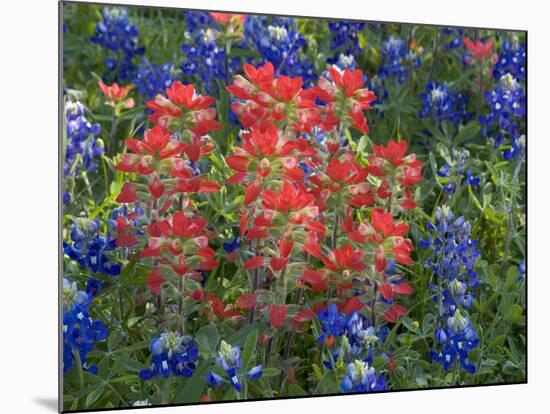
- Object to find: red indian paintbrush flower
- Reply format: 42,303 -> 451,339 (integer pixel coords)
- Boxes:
243,256 -> 266,270
171,165 -> 221,194
371,139 -> 408,166
226,125 -> 304,204
170,211 -> 207,242
378,278 -> 413,301
141,219 -> 171,258
147,267 -> 164,294
368,139 -> 423,189
304,231 -> 323,259
113,216 -> 139,248
463,37 -> 494,60
309,155 -> 374,209
236,293 -> 257,310
210,13 -> 247,26
116,126 -> 184,175
197,246 -> 219,270
299,269 -> 329,292
116,183 -> 138,203
371,208 -> 409,239
98,81 -> 134,109
202,293 -> 241,319
322,243 -> 365,274
348,208 -> 413,268
270,237 -> 295,271
290,308 -> 316,333
228,62 -> 321,134
148,211 -> 208,255
182,135 -> 215,162
317,66 -> 377,134
261,182 -> 319,223
343,296 -> 365,315
148,175 -> 166,199
227,62 -> 275,100
244,182 -> 325,247
144,211 -> 219,272
384,304 -> 407,323
269,304 -> 287,329
146,81 -> 222,136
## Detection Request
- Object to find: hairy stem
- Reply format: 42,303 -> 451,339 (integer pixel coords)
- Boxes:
178,276 -> 185,334
371,283 -> 378,326
110,111 -> 118,156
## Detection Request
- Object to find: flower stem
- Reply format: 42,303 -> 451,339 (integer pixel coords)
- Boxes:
81,171 -> 93,197
224,39 -> 231,86
282,288 -> 300,359
371,283 -> 378,326
331,210 -> 339,249
178,276 -> 185,334
265,336 -> 274,365
159,379 -> 169,405
248,240 -> 260,324
110,111 -> 118,156
118,284 -> 125,325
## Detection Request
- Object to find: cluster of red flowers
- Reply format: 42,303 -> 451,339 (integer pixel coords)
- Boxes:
145,82 -> 221,137
98,80 -> 135,110
225,63 -> 422,332
112,80 -> 233,316
110,62 -> 422,334
463,36 -> 498,66
227,62 -> 376,137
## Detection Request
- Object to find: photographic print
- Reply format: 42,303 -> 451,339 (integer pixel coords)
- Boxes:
60,1 -> 526,411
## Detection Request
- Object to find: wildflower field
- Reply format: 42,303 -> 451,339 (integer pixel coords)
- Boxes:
61,3 -> 526,411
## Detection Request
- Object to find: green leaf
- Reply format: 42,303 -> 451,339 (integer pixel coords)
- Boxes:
356,136 -> 368,155
371,356 -> 387,369
85,385 -> 105,408
107,330 -> 122,352
489,335 -> 507,348
109,180 -> 122,196
428,152 -> 442,188
477,366 -> 495,376
229,48 -> 259,58
120,253 -> 139,284
505,304 -> 524,323
468,186 -> 483,212
113,340 -> 150,354
174,358 -> 212,403
313,369 -> 338,395
311,363 -> 323,381
242,329 -> 258,370
484,208 -> 505,225
107,352 -> 130,380
72,348 -> 84,388
454,121 -> 481,145
195,324 -> 219,355
401,317 -> 420,334
422,313 -> 436,336
223,386 -> 237,400
502,360 -> 523,376
261,367 -> 281,377
287,383 -> 307,396
110,374 -> 138,383
505,265 -> 519,288
226,322 -> 265,347
441,120 -> 453,140
416,376 -> 428,387
69,398 -> 78,411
